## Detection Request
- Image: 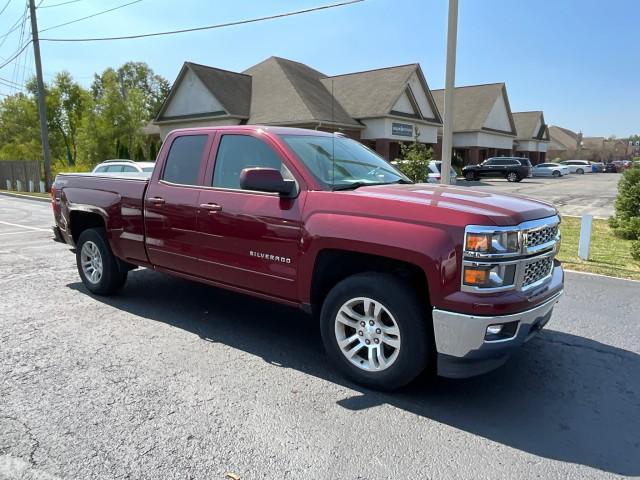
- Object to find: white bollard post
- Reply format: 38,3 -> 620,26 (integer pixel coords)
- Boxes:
29,180 -> 34,192
578,215 -> 593,260
16,180 -> 22,192
5,180 -> 10,190
39,181 -> 45,193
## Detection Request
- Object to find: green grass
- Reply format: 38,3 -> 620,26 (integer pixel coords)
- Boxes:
0,189 -> 50,199
558,216 -> 640,280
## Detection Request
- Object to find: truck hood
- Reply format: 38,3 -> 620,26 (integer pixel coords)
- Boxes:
350,183 -> 558,226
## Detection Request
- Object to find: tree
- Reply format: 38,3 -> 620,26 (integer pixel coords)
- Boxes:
394,127 -> 431,183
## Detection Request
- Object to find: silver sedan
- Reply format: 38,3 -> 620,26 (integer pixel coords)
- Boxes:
532,162 -> 570,178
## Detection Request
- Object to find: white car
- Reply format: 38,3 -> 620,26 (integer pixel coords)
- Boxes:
559,160 -> 592,174
92,159 -> 155,174
427,161 -> 458,184
532,162 -> 570,177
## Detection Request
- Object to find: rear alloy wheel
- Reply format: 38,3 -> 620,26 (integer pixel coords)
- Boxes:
576,168 -> 584,174
76,227 -> 128,295
507,172 -> 520,182
552,170 -> 561,177
465,171 -> 476,181
320,273 -> 430,390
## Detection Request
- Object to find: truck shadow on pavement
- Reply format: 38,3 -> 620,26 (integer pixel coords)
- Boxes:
69,269 -> 639,476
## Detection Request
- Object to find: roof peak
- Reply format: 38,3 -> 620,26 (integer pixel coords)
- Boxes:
327,63 -> 418,79
184,61 -> 251,78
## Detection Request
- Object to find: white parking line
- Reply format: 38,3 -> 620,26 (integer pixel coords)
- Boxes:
0,220 -> 49,232
0,230 -> 49,236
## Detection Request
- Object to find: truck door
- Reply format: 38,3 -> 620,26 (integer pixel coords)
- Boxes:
194,132 -> 305,301
144,132 -> 213,274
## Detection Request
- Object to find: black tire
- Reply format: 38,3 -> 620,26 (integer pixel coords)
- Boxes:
76,227 -> 127,295
465,171 -> 476,181
576,168 -> 584,175
320,272 -> 430,391
552,170 -> 561,177
506,171 -> 520,182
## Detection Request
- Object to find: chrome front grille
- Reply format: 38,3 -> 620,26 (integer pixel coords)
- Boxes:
523,256 -> 554,287
525,225 -> 559,249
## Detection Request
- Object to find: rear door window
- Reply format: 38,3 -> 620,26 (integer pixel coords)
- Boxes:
162,135 -> 208,185
122,165 -> 138,173
106,165 -> 124,172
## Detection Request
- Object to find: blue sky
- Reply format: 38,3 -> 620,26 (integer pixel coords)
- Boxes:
0,0 -> 637,136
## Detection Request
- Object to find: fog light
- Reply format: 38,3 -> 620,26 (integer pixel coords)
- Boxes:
486,324 -> 503,336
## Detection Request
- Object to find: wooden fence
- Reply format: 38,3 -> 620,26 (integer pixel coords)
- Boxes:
0,160 -> 44,192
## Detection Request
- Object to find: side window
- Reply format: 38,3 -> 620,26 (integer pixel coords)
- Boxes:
484,159 -> 496,166
106,165 -> 124,172
162,135 -> 208,185
122,165 -> 138,173
212,135 -> 287,190
94,166 -> 107,173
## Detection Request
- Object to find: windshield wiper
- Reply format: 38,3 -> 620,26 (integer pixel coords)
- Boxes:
332,179 -> 412,191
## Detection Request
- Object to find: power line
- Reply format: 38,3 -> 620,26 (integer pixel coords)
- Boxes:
40,0 -> 365,42
38,0 -> 83,8
0,40 -> 31,70
40,0 -> 142,33
0,8 -> 28,48
0,0 -> 12,17
0,74 -> 22,86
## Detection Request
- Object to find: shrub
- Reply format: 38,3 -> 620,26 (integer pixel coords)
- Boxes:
394,127 -> 431,183
610,167 -> 640,259
631,240 -> 640,261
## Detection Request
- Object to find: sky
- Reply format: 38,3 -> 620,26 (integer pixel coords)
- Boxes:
0,0 -> 638,137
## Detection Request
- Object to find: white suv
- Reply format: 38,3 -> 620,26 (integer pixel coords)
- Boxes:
92,159 -> 155,174
559,160 -> 592,174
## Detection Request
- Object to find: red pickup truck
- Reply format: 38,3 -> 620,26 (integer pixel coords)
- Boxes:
52,126 -> 564,390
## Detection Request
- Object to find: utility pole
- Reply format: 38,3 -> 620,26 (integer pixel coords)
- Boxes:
28,0 -> 52,190
440,0 -> 458,185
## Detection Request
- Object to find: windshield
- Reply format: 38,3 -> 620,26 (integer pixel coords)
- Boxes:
279,134 -> 410,189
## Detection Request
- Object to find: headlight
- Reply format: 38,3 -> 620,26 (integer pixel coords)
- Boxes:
464,229 -> 520,256
463,263 -> 517,290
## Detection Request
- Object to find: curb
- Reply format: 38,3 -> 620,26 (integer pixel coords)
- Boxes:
564,269 -> 640,283
0,191 -> 51,203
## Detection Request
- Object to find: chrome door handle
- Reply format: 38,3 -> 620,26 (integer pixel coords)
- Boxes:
149,197 -> 165,205
200,203 -> 222,212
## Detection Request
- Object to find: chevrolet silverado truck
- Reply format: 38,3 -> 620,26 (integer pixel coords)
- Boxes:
52,126 -> 564,390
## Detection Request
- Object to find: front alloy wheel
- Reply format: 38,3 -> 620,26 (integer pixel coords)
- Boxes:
334,297 -> 401,372
320,272 -> 430,390
507,172 -> 519,182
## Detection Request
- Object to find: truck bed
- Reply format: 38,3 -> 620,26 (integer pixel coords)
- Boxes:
54,173 -> 150,265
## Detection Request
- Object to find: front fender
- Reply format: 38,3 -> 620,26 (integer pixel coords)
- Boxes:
298,212 -> 461,304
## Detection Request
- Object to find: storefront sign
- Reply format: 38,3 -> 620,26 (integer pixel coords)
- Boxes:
392,122 -> 413,137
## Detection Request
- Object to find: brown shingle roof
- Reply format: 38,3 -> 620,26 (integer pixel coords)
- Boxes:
321,64 -> 441,122
431,83 -> 515,134
549,126 -> 579,150
156,62 -> 252,121
513,111 -> 549,141
243,57 -> 360,127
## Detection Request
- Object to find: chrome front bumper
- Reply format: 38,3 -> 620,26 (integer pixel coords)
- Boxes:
433,290 -> 563,378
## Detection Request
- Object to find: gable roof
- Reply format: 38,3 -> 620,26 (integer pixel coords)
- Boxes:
321,64 -> 441,123
513,111 -> 549,141
243,56 -> 360,128
582,136 -> 605,150
549,126 -> 579,150
156,62 -> 251,121
431,83 -> 516,135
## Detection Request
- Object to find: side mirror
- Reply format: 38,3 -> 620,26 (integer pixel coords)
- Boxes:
239,167 -> 295,196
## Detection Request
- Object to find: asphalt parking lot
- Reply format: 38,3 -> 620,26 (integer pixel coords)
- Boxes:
458,172 -> 621,218
1,195 -> 639,480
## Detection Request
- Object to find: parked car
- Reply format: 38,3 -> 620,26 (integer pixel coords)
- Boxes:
462,157 -> 532,182
559,160 -> 592,174
427,161 -> 457,184
604,162 -> 621,173
92,159 -> 156,174
52,126 -> 564,391
532,162 -> 570,177
590,161 -> 604,173
390,160 -> 457,184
